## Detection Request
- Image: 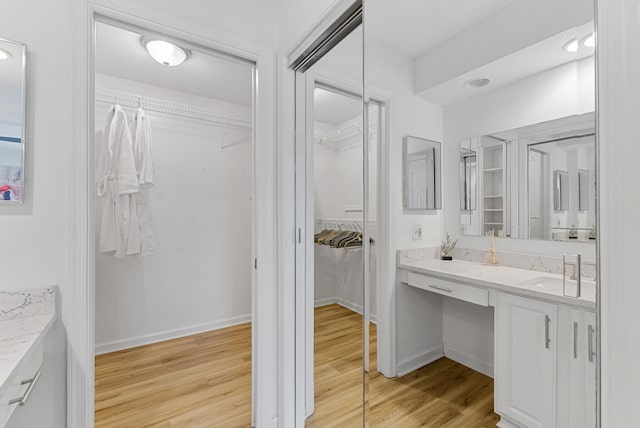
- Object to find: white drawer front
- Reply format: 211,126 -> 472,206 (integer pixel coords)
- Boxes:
0,342 -> 43,427
407,272 -> 489,307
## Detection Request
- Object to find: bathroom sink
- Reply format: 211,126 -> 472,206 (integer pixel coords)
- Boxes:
520,276 -> 565,291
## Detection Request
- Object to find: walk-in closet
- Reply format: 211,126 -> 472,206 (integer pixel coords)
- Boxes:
92,20 -> 255,427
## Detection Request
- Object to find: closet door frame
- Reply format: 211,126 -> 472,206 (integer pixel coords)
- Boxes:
69,3 -> 278,428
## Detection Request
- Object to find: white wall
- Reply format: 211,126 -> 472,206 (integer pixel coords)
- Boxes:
94,74 -> 253,353
0,0 -> 71,426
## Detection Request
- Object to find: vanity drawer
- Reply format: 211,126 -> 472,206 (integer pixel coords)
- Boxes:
407,272 -> 489,307
0,342 -> 43,427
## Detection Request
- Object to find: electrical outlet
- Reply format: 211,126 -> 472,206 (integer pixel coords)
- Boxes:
412,225 -> 423,241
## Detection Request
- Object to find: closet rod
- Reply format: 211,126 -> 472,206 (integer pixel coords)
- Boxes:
95,88 -> 253,130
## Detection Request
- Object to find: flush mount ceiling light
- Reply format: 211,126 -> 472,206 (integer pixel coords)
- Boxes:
563,38 -> 579,53
141,38 -> 190,67
0,48 -> 12,61
581,33 -> 595,48
464,78 -> 491,89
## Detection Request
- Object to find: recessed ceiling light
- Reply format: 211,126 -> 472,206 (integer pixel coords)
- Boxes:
141,38 -> 190,67
464,78 -> 491,89
563,38 -> 579,53
0,48 -> 12,61
582,33 -> 595,48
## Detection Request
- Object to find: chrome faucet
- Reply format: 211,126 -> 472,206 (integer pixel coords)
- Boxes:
563,253 -> 582,298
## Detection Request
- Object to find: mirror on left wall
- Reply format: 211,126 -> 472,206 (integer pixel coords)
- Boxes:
0,38 -> 26,203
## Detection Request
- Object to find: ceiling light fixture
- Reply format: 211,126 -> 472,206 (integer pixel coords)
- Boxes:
0,48 -> 12,61
563,38 -> 579,53
582,33 -> 595,48
141,38 -> 190,67
464,78 -> 491,89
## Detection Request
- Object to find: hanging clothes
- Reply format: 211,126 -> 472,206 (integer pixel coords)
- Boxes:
133,108 -> 156,256
96,105 -> 141,258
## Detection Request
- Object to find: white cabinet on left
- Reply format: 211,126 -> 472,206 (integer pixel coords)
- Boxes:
0,343 -> 43,427
495,292 -> 557,428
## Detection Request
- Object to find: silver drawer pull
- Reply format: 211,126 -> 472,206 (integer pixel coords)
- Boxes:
428,284 -> 453,293
545,315 -> 551,349
573,321 -> 578,359
9,371 -> 41,406
588,324 -> 595,363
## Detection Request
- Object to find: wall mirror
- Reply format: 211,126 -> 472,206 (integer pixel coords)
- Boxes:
404,136 -> 441,210
460,113 -> 596,242
0,38 -> 26,203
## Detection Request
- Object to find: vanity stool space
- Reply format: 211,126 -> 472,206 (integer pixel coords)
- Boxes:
398,255 -> 596,428
0,288 -> 57,428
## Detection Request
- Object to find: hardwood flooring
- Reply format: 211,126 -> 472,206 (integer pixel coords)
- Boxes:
306,304 -> 499,428
95,304 -> 498,428
95,323 -> 252,428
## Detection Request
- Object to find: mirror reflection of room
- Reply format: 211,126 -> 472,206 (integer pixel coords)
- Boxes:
367,0 -> 598,427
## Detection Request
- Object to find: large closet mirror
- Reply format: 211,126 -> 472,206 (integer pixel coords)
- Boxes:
364,0 -> 599,427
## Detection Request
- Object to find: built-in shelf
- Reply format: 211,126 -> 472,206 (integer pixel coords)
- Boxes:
484,195 -> 503,198
484,167 -> 503,172
484,209 -> 503,212
485,222 -> 504,226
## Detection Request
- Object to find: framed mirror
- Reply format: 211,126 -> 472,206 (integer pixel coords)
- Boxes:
0,38 -> 26,203
404,136 -> 441,210
459,113 -> 595,242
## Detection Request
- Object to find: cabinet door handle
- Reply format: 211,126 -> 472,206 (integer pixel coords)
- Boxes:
588,324 -> 595,363
428,284 -> 452,293
573,321 -> 578,359
8,370 -> 41,406
545,315 -> 551,349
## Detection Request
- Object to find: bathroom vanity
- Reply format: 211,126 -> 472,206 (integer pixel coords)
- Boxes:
398,252 -> 595,428
0,288 -> 57,427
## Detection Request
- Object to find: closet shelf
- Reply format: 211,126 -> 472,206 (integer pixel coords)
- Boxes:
95,87 -> 253,130
483,167 -> 503,172
484,195 -> 503,198
484,209 -> 503,212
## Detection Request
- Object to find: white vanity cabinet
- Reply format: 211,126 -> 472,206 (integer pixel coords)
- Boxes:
495,292 -> 557,428
566,310 -> 597,428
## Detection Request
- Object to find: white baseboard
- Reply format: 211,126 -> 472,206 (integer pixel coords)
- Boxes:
95,313 -> 252,355
315,297 -> 338,307
336,297 -> 378,324
395,344 -> 444,377
444,345 -> 494,378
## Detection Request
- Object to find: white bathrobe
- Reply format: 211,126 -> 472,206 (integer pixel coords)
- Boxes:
96,105 -> 141,257
133,108 -> 156,256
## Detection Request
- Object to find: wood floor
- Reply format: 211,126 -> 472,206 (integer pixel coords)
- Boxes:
306,304 -> 499,428
95,304 -> 498,427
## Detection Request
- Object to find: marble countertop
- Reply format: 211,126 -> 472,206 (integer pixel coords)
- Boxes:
0,287 -> 57,397
398,258 -> 595,309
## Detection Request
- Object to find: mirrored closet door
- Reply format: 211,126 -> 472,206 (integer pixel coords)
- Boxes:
290,1 -> 368,426
364,0 -> 599,427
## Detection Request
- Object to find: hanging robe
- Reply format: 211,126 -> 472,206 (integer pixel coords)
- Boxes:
96,105 -> 141,258
133,108 -> 156,256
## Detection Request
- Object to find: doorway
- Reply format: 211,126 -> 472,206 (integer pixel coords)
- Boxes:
92,17 -> 258,427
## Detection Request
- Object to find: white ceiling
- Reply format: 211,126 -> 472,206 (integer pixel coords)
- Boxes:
420,22 -> 595,106
95,22 -> 253,106
367,0 -> 512,58
313,88 -> 362,126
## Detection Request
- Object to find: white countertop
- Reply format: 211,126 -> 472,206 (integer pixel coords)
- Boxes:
398,258 -> 596,309
0,287 -> 57,397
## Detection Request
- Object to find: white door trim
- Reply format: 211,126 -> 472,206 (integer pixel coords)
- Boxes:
69,2 -> 278,427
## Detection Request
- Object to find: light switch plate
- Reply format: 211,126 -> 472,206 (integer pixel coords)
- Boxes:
412,225 -> 423,241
